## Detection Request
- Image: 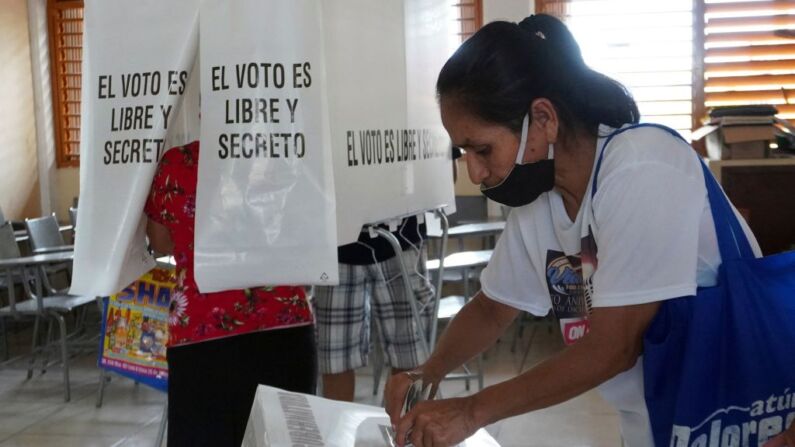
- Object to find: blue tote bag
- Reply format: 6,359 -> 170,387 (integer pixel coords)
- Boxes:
615,125 -> 795,446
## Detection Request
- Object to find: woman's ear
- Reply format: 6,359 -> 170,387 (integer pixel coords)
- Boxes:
530,98 -> 559,144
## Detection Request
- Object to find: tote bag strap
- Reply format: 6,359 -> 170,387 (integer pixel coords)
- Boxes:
699,160 -> 755,261
591,123 -> 754,261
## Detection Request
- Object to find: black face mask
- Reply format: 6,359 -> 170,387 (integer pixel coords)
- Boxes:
480,114 -> 555,207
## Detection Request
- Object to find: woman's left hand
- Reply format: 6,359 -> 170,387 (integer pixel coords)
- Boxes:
395,396 -> 481,447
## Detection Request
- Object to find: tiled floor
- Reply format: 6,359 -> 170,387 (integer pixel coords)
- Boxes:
0,319 -> 621,446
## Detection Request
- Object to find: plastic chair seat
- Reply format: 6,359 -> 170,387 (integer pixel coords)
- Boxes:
437,295 -> 466,320
440,270 -> 479,282
426,249 -> 493,272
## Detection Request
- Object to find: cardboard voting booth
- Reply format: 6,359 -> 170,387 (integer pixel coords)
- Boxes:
72,0 -> 458,296
71,0 -> 200,296
242,386 -> 501,447
324,0 -> 457,246
195,0 -> 339,292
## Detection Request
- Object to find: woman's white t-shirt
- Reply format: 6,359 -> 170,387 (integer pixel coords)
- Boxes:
479,124 -> 760,446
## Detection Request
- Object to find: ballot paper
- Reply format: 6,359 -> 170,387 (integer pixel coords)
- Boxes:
242,385 -> 501,447
401,379 -> 433,418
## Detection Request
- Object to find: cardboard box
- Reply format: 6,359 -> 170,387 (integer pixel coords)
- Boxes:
693,123 -> 775,160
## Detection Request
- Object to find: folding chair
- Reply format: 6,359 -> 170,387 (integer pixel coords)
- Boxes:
0,253 -> 95,402
24,214 -> 71,294
25,214 -> 69,253
426,250 -> 493,391
0,221 -> 21,360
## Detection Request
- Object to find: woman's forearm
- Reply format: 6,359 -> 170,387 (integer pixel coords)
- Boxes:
470,331 -> 630,427
423,292 -> 519,381
469,302 -> 660,427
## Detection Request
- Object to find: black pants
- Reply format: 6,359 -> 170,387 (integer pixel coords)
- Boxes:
167,325 -> 317,446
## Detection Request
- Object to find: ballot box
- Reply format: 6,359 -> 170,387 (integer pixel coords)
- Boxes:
242,386 -> 501,447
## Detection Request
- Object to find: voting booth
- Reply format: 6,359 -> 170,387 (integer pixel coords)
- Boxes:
71,0 -> 458,297
70,0 -> 201,296
75,2 -> 460,436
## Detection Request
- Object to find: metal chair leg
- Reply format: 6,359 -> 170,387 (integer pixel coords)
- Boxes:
154,403 -> 168,447
476,353 -> 484,390
511,312 -> 528,353
54,314 -> 70,402
518,324 -> 541,374
371,326 -> 385,396
41,319 -> 54,374
0,318 -> 8,361
73,306 -> 87,337
96,368 -> 110,408
26,315 -> 41,379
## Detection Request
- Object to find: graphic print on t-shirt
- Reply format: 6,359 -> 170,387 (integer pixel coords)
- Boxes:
545,228 -> 598,345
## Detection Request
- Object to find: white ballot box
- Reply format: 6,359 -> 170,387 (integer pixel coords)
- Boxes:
242,386 -> 501,447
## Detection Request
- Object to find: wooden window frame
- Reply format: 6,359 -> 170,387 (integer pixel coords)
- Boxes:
693,0 -> 707,155
538,0 -> 795,144
535,0 -> 567,20
47,0 -> 83,168
455,0 -> 484,42
701,1 -> 795,116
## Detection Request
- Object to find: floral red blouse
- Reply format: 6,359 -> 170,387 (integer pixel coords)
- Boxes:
145,141 -> 313,347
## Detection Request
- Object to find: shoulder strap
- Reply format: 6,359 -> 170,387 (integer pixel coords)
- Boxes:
591,123 -> 754,261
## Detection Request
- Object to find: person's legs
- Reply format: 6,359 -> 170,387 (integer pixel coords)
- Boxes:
231,325 -> 317,442
168,326 -> 318,447
312,263 -> 371,401
370,249 -> 435,379
249,324 -> 317,393
167,343 -> 199,446
167,336 -> 254,446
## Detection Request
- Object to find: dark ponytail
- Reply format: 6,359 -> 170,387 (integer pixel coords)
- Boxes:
437,14 -> 639,137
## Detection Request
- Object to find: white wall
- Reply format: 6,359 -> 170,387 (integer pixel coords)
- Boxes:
0,0 -> 40,220
27,0 -> 57,219
24,0 -> 79,222
55,168 -> 79,218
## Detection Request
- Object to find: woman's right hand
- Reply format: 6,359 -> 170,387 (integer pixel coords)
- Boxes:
385,368 -> 438,428
763,419 -> 795,446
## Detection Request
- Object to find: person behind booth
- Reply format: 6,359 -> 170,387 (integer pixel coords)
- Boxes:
313,217 -> 434,402
145,141 -> 317,446
384,15 -> 763,447
314,147 -> 463,402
